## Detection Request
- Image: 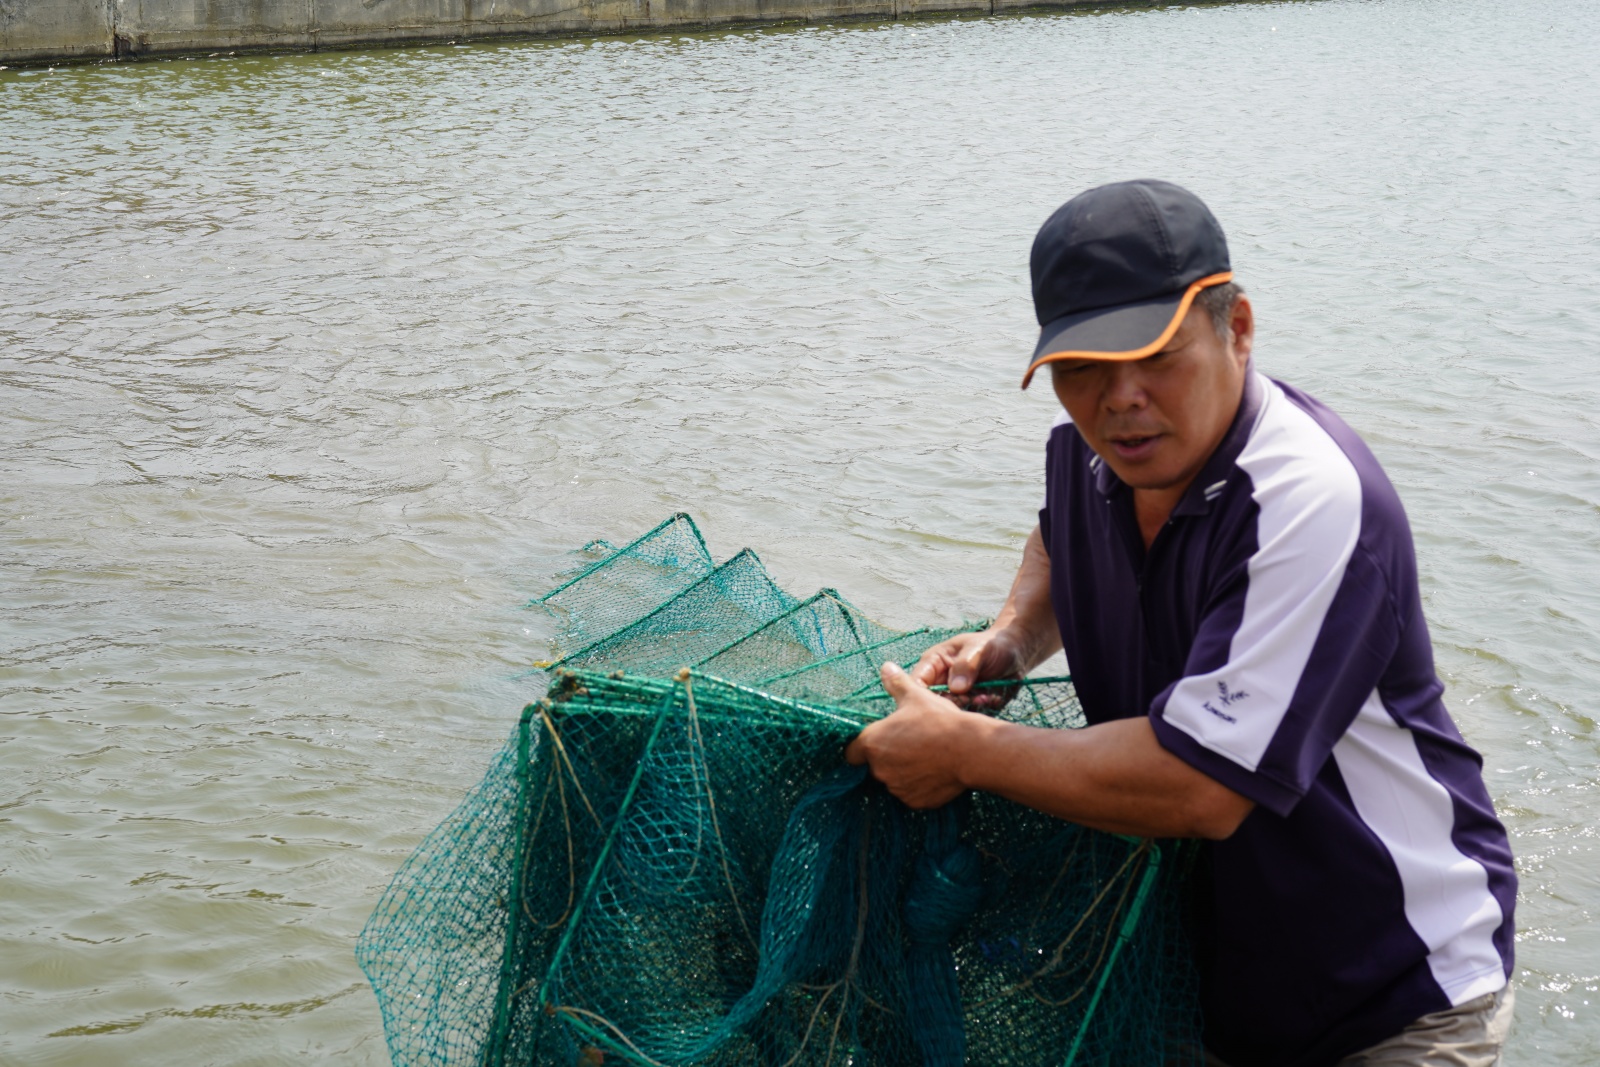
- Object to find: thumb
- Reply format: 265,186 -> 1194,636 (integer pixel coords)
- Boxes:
949,641 -> 986,694
879,661 -> 925,707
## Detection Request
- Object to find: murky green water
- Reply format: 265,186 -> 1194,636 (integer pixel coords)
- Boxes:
3,0 -> 1597,1061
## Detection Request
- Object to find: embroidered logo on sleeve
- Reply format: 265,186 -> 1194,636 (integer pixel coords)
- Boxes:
1201,680 -> 1250,724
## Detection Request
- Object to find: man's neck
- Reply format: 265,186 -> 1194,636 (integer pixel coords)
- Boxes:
1130,367 -> 1254,548
1133,485 -> 1188,549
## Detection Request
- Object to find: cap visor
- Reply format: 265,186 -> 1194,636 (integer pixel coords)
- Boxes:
1021,270 -> 1233,389
1023,294 -> 1182,386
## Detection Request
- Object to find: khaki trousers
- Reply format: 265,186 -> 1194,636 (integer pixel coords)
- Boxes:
1205,986 -> 1515,1067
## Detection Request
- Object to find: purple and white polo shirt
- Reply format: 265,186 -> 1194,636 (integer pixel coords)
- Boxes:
1039,369 -> 1516,1067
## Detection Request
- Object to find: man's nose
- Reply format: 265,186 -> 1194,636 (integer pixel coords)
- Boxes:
1102,364 -> 1147,412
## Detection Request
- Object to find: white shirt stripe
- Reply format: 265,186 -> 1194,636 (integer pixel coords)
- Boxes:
1333,690 -> 1508,1004
1161,377 -> 1362,770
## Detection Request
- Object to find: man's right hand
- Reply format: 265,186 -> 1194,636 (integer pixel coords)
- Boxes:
911,525 -> 1061,694
911,627 -> 1032,694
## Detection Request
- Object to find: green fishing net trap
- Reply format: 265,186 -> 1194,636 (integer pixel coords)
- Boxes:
356,514 -> 1202,1067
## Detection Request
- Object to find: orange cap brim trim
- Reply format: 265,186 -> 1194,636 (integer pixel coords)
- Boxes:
1020,271 -> 1235,389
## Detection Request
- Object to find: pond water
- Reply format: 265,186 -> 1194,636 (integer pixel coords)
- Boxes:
2,0 -> 1597,1061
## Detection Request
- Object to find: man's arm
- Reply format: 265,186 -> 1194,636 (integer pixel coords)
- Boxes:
911,525 -> 1062,692
845,663 -> 1256,839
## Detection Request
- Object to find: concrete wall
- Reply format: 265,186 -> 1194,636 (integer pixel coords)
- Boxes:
1,0 -> 1091,65
1,0 -> 114,61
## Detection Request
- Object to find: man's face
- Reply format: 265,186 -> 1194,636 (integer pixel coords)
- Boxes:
1048,298 -> 1254,495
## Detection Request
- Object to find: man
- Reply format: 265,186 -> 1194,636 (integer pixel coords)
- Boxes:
845,180 -> 1517,1067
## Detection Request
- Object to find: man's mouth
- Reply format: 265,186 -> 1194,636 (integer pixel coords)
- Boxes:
1108,434 -> 1162,460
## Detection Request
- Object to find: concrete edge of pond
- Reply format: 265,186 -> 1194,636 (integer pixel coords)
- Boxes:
0,0 -> 1140,67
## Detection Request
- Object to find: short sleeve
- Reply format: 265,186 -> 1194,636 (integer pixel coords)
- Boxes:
1040,409 -> 1074,553
1148,394 -> 1400,818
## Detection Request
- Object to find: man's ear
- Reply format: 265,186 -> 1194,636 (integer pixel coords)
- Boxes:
1229,295 -> 1255,368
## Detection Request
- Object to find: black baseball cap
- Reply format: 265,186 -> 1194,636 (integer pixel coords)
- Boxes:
1020,180 -> 1233,389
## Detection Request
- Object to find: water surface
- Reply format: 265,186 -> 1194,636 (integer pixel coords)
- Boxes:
3,0 -> 1598,1061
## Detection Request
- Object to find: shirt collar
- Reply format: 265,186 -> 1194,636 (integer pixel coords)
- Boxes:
1089,368 -> 1265,516
1091,448 -> 1121,497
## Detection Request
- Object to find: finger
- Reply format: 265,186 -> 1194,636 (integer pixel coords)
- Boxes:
844,734 -> 867,766
910,646 -> 951,685
880,660 -> 911,702
879,660 -> 927,706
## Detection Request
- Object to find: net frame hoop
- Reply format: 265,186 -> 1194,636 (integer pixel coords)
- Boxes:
692,587 -> 859,668
759,624 -> 969,687
549,548 -> 781,670
531,512 -> 711,607
850,674 -> 1077,702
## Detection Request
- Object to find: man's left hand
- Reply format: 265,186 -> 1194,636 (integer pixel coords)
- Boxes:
843,662 -> 988,809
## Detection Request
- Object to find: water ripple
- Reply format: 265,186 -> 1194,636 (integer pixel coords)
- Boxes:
3,1 -> 1599,1061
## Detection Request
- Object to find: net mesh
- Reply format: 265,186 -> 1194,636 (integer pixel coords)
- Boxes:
358,515 -> 1202,1067
536,514 -> 718,659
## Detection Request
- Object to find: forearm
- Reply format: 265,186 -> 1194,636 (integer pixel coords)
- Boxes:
991,526 -> 1063,672
958,714 -> 1253,839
